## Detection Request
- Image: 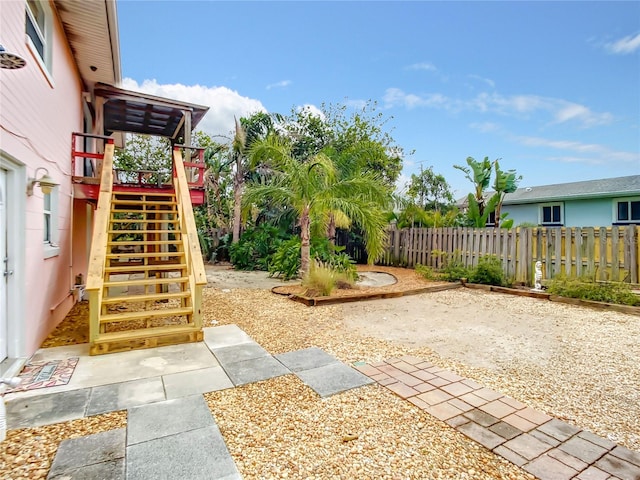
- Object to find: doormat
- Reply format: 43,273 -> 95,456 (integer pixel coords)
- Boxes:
7,357 -> 79,393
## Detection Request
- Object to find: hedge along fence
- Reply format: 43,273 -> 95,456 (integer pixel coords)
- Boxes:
377,226 -> 640,286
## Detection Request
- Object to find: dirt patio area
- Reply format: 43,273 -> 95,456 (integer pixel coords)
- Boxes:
5,265 -> 638,479
203,265 -> 640,453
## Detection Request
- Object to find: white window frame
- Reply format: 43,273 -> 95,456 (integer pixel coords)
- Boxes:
613,197 -> 640,225
25,0 -> 54,85
539,202 -> 563,226
43,187 -> 59,258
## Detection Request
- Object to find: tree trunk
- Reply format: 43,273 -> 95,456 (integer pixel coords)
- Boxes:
232,158 -> 243,243
300,208 -> 311,277
327,213 -> 336,246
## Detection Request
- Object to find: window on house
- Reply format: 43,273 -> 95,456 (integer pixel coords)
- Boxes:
43,192 -> 51,243
25,0 -> 52,74
540,203 -> 563,226
43,188 -> 59,258
615,198 -> 640,224
486,210 -> 496,227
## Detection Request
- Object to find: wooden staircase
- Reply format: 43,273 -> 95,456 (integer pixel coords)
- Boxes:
86,142 -> 206,355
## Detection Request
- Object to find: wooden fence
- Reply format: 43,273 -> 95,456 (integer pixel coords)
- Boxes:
377,226 -> 640,285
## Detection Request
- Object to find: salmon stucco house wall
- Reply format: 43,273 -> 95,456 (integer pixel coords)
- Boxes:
0,0 -> 121,375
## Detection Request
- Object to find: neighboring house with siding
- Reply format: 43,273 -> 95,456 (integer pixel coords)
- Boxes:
497,176 -> 640,228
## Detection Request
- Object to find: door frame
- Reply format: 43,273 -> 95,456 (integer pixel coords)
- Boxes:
0,151 -> 27,363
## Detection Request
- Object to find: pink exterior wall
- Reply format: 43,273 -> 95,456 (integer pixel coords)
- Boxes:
0,1 -> 85,354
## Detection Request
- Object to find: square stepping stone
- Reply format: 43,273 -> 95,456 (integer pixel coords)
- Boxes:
126,426 -> 240,480
212,343 -> 270,365
48,459 -> 124,480
295,362 -> 373,397
47,428 -> 125,479
86,377 -> 165,416
162,366 -> 233,399
223,356 -> 290,386
203,324 -> 254,349
127,395 -> 214,445
276,347 -> 338,372
6,388 -> 90,429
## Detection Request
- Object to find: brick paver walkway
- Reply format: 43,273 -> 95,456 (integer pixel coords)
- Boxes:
355,356 -> 640,480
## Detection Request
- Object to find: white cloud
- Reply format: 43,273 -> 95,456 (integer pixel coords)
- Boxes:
266,80 -> 292,90
406,62 -> 437,72
513,134 -> 640,165
606,33 -> 640,54
383,88 -> 450,110
295,104 -> 325,120
121,78 -> 266,139
468,74 -> 495,89
382,87 -> 613,128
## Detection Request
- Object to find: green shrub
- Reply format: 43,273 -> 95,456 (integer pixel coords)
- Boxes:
302,260 -> 355,297
268,237 -> 301,280
547,276 -> 640,306
469,255 -> 507,286
442,259 -> 471,282
229,224 -> 289,271
415,263 -> 436,280
267,236 -> 357,281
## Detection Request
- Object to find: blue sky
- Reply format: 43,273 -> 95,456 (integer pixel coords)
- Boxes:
117,1 -> 640,197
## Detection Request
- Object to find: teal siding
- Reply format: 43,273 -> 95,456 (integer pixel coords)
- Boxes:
503,198 -> 615,227
564,199 -> 612,227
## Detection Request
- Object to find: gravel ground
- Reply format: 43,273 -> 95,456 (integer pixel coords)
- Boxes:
1,266 -> 638,479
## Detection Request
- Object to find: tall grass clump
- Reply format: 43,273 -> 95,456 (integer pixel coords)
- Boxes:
302,260 -> 355,297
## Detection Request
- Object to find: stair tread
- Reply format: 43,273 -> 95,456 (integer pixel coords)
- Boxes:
109,240 -> 181,246
106,252 -> 184,258
95,320 -> 197,335
105,263 -> 187,273
108,230 -> 179,234
104,276 -> 189,286
100,307 -> 193,323
102,291 -> 191,304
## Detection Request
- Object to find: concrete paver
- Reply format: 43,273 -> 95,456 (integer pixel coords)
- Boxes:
127,395 -> 214,445
86,377 -> 165,416
7,388 -> 90,429
296,362 -> 373,398
47,428 -> 125,480
126,426 -> 240,480
222,355 -> 290,386
211,343 -> 271,364
162,366 -> 234,399
275,346 -> 338,372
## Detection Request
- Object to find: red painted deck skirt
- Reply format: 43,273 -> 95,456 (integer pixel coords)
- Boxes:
72,179 -> 205,206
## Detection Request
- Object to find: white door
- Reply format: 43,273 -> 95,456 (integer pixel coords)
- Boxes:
0,169 -> 7,361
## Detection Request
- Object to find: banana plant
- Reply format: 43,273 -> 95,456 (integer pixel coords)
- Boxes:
492,160 -> 522,227
454,156 -> 493,219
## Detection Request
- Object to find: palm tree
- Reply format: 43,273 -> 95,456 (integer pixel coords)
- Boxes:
244,135 -> 390,275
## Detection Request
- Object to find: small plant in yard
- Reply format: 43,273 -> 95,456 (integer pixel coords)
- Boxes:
442,258 -> 471,282
415,263 -> 436,280
469,255 -> 508,286
547,275 -> 640,306
302,260 -> 355,297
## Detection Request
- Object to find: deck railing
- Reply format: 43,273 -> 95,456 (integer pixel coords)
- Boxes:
71,132 -> 206,191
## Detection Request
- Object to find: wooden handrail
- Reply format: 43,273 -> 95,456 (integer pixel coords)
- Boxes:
173,148 -> 207,287
86,142 -> 115,341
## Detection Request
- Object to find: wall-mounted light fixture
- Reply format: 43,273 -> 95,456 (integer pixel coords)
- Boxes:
0,44 -> 26,70
27,167 -> 58,196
